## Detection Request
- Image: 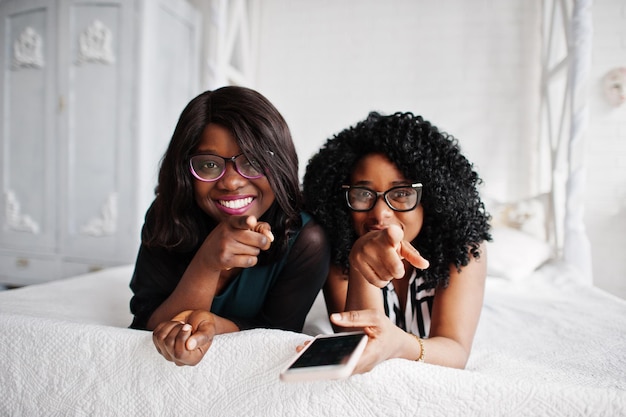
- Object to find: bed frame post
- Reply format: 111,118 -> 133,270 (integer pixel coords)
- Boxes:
539,0 -> 593,283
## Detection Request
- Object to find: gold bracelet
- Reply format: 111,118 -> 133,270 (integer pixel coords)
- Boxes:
412,334 -> 425,362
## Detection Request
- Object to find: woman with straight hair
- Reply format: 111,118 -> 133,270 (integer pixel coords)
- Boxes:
130,86 -> 329,366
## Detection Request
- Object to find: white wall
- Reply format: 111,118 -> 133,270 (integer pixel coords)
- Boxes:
251,0 -> 626,300
253,0 -> 541,202
585,0 -> 626,299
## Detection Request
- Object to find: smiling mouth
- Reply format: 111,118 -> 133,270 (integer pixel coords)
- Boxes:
366,224 -> 387,232
219,197 -> 253,209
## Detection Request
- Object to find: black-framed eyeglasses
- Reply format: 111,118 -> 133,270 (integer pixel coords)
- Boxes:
189,153 -> 264,182
342,183 -> 422,212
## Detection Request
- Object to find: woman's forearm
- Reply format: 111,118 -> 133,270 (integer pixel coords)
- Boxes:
147,255 -> 221,329
418,336 -> 471,368
345,269 -> 384,311
394,334 -> 470,369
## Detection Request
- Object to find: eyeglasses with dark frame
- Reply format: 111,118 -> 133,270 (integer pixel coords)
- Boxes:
189,153 -> 264,182
342,183 -> 423,212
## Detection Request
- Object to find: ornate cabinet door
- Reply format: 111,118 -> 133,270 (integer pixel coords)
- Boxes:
56,0 -> 135,264
0,0 -> 200,285
58,0 -> 200,267
0,0 -> 59,281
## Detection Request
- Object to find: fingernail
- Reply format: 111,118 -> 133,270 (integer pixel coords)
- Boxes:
182,324 -> 192,332
187,338 -> 197,350
268,231 -> 275,242
331,313 -> 342,322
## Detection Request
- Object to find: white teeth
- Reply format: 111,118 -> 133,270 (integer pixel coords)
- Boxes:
219,197 -> 253,209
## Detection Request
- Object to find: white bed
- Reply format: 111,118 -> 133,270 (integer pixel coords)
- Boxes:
2,1 -> 624,415
4,16 -> 625,415
1,232 -> 625,416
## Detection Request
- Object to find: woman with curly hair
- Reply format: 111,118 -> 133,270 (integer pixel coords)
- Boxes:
303,111 -> 491,371
129,86 -> 329,366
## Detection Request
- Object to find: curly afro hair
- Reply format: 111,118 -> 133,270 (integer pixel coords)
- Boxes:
303,112 -> 491,290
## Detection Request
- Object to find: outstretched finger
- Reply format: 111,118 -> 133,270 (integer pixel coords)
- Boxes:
330,309 -> 381,328
233,216 -> 274,248
230,215 -> 256,231
380,225 -> 405,278
384,224 -> 404,248
399,241 -> 430,270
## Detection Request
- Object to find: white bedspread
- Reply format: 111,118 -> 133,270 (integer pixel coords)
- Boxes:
1,262 -> 625,416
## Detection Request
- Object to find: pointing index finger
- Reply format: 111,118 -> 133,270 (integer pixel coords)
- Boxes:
384,224 -> 404,247
229,215 -> 274,243
229,215 -> 256,231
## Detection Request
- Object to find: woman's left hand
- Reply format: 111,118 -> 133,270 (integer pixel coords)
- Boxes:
152,309 -> 218,366
330,309 -> 415,374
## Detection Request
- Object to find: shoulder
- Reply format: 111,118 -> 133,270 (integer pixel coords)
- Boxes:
290,213 -> 329,253
298,213 -> 328,242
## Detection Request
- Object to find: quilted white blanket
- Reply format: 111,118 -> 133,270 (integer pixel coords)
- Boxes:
1,263 -> 625,416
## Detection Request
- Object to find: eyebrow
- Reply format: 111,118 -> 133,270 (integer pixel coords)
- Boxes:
351,180 -> 412,187
192,151 -> 243,158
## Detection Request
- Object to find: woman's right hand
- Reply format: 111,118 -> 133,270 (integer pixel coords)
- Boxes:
152,310 -> 218,366
199,215 -> 274,272
349,224 -> 429,287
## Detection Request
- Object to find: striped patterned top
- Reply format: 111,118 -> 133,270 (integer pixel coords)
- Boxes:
382,269 -> 435,338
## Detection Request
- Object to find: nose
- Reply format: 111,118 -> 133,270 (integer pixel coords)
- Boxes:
368,195 -> 393,221
217,161 -> 246,189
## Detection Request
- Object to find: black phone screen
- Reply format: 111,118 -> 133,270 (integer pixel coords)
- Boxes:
289,333 -> 366,368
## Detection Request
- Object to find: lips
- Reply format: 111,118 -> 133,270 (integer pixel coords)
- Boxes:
215,196 -> 255,215
366,225 -> 387,232
219,197 -> 253,209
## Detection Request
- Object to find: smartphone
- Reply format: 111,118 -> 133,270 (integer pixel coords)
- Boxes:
279,331 -> 368,382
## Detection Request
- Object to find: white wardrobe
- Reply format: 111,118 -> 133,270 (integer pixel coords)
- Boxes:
0,0 -> 201,285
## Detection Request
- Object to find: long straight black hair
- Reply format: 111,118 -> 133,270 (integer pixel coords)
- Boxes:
144,86 -> 302,262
